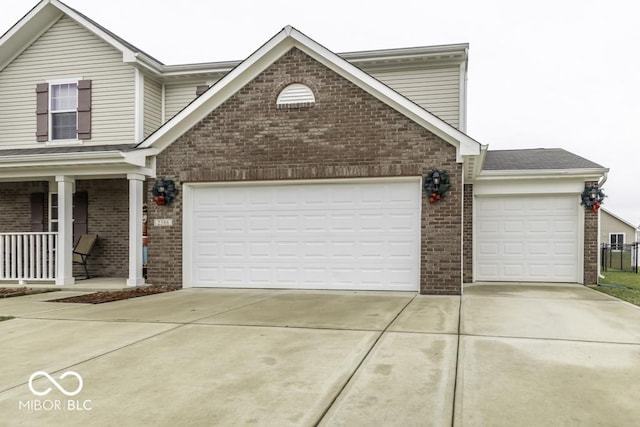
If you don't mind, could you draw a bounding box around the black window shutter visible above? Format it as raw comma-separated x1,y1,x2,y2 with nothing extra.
30,193,46,232
77,80,92,140
73,191,89,246
35,83,48,142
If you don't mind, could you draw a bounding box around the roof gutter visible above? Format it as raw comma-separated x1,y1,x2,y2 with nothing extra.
475,167,610,181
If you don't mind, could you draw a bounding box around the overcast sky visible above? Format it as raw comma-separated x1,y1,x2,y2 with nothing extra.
2,0,639,226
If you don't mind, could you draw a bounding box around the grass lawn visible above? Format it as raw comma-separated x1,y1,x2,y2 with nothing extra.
595,271,640,306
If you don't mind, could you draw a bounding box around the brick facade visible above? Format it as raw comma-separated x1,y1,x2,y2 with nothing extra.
149,47,464,294
75,179,129,278
0,182,48,232
583,180,599,285
463,184,473,283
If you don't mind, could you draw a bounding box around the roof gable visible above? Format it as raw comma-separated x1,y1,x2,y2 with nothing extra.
138,26,480,162
601,209,640,231
0,0,163,73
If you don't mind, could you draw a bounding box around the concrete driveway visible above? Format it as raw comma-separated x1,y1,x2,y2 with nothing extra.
0,284,639,426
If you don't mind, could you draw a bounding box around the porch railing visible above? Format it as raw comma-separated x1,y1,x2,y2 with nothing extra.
0,232,58,282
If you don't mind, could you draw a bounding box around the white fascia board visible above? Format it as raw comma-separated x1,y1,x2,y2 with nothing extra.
141,26,481,162
50,1,163,71
0,149,154,171
123,148,157,167
0,1,164,73
0,1,63,72
0,165,151,181
473,177,588,196
475,167,609,181
160,61,240,78
340,43,469,63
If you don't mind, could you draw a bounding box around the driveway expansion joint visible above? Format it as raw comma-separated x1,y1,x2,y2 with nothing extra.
314,293,418,425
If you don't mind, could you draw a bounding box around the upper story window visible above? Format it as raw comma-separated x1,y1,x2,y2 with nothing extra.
36,80,92,143
276,83,315,109
51,83,78,140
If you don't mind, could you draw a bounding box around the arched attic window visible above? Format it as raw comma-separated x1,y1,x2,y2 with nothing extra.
276,83,315,109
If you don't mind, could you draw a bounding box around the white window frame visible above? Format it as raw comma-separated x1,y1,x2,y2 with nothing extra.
609,232,625,251
49,192,77,234
47,78,82,145
49,192,58,233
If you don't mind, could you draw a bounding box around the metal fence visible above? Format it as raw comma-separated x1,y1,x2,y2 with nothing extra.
601,242,638,273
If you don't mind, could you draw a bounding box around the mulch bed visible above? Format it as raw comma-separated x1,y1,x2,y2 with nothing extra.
47,284,180,304
0,287,59,298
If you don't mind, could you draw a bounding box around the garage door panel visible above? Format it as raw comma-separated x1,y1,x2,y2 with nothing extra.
195,263,420,290
188,180,420,290
476,195,579,282
503,242,524,256
528,242,549,255
529,220,548,232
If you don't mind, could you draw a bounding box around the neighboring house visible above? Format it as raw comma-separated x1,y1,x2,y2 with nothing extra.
600,209,639,248
0,0,608,294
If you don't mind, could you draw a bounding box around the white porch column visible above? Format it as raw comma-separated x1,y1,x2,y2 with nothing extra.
127,173,145,286
56,176,75,285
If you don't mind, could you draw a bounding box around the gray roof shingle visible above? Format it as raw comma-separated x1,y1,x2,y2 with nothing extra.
483,148,605,171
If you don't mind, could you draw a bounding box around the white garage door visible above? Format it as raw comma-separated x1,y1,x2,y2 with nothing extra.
185,179,421,291
475,195,580,282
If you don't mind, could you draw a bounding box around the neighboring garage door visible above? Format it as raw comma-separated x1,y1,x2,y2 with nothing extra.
475,195,580,282
185,179,421,291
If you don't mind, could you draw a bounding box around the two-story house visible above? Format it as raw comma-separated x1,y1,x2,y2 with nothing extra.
0,0,608,293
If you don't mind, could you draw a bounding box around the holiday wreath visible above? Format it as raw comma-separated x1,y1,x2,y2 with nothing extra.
424,169,450,203
580,185,605,213
152,178,178,206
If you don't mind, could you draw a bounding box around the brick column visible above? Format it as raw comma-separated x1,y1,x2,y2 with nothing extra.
583,181,599,285
463,184,473,283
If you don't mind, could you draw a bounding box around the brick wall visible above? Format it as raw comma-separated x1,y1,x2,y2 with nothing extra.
75,179,129,278
0,182,48,232
150,47,463,294
463,184,473,283
583,180,599,285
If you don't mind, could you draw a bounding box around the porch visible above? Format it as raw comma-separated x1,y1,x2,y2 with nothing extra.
0,144,154,288
0,175,147,287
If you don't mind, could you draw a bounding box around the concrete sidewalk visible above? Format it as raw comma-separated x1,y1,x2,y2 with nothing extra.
0,284,639,426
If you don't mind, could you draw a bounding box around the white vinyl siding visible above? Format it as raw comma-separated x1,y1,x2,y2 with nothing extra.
143,77,162,138
0,16,135,148
600,211,637,246
362,64,461,129
164,81,208,120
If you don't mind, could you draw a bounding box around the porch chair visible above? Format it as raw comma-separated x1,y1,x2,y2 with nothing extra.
73,234,99,279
